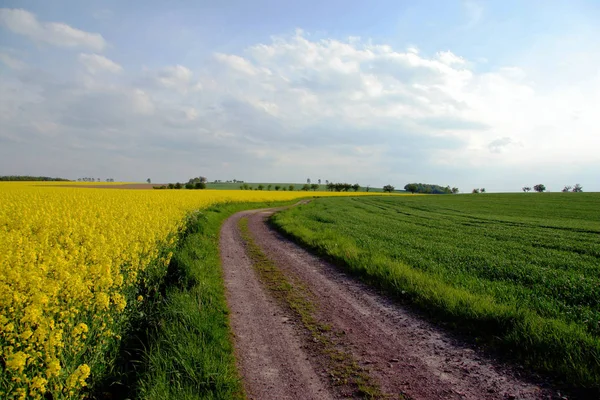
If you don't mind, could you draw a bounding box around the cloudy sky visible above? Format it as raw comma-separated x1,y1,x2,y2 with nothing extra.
1,1,598,191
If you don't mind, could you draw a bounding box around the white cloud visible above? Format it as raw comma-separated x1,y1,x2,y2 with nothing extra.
214,53,259,75
78,53,122,74
436,51,466,66
488,137,521,153
0,8,106,51
155,65,196,93
0,53,27,70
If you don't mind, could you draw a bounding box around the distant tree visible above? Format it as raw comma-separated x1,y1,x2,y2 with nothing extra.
365,185,370,192
257,184,264,190
307,178,311,184
289,185,295,191
174,182,182,189
352,183,360,192
188,176,208,185
239,185,244,190
310,183,319,191
480,188,486,193
472,188,480,194
147,178,151,184
383,184,395,193
195,182,206,189
533,184,546,193
282,187,287,191
267,184,272,191
318,179,321,184
325,180,329,185
275,185,281,191
562,185,572,193
451,187,459,194
522,186,531,192
302,184,310,191
573,184,583,193
327,182,335,191
168,183,175,189
185,182,194,189
404,183,418,194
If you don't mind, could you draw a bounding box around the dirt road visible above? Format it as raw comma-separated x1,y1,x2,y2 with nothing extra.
220,207,554,400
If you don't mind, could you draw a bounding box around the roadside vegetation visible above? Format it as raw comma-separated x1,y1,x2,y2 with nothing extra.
123,201,297,399
271,193,600,391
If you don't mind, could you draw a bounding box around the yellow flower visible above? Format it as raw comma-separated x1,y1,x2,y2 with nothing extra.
112,293,127,312
6,351,28,372
20,330,33,340
95,292,110,310
46,359,61,378
72,323,88,337
66,364,90,389
30,376,48,393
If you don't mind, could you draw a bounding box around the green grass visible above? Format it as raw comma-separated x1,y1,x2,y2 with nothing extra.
93,200,297,400
270,193,600,390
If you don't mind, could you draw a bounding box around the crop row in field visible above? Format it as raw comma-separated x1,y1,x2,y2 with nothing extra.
271,193,600,389
0,182,388,399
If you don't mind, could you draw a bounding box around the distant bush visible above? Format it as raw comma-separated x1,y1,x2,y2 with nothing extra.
289,185,295,191
275,185,281,191
383,185,395,193
404,182,454,194
194,182,206,190
174,182,182,189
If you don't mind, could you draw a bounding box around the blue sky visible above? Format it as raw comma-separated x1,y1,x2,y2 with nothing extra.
1,1,599,191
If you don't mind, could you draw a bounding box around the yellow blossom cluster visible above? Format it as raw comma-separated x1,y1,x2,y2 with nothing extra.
0,182,381,398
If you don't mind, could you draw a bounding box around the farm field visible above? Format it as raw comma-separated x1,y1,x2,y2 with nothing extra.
271,193,600,389
0,182,388,399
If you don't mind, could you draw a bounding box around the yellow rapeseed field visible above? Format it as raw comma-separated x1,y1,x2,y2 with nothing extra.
0,182,383,399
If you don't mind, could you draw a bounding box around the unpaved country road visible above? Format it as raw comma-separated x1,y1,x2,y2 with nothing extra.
220,206,555,400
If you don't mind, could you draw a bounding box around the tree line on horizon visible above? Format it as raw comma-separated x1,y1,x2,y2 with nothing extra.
0,175,71,181
522,184,583,193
